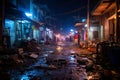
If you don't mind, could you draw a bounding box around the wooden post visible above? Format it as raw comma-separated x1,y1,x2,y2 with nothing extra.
86,0,90,41
116,0,120,42
0,0,5,50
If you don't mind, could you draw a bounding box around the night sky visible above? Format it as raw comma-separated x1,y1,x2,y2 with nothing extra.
37,0,99,34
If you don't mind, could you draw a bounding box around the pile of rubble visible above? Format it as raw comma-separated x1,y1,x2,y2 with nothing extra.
76,52,120,80
0,39,43,79
19,39,41,52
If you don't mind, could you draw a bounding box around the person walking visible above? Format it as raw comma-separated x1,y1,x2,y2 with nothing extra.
74,33,78,45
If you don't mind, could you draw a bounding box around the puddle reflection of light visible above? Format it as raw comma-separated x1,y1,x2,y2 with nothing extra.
70,57,75,60
87,76,93,80
21,75,29,80
69,55,76,61
70,50,75,54
56,46,63,52
43,54,48,57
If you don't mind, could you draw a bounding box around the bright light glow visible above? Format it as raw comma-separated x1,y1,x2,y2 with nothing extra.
5,19,14,28
56,34,66,42
27,37,31,40
21,75,29,80
25,13,32,17
56,34,60,38
56,46,63,53
75,31,78,33
82,19,86,22
90,28,94,31
69,31,74,36
70,56,75,60
18,20,30,23
43,54,48,57
75,23,85,27
70,50,75,53
87,76,93,80
85,24,87,27
46,28,49,31
70,29,74,32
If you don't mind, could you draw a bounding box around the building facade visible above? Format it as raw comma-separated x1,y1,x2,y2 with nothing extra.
91,0,120,42
1,0,53,48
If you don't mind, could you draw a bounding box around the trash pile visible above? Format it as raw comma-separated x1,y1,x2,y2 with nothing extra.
0,40,120,80
0,39,41,69
0,50,42,79
20,39,41,52
0,39,42,80
77,41,119,79
79,40,98,53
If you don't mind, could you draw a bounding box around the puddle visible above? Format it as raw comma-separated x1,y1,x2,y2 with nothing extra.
56,46,63,53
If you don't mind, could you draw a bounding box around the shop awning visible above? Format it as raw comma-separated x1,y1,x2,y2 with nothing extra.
28,19,44,27
92,0,115,16
5,8,44,28
5,1,44,28
5,1,26,20
5,8,27,20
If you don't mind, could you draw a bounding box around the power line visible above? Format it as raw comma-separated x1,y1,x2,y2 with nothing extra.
53,5,87,16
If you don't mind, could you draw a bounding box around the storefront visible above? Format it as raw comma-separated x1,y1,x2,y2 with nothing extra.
5,7,43,47
92,0,120,42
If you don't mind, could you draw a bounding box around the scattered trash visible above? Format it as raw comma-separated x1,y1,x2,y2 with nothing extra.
30,53,38,59
18,48,24,54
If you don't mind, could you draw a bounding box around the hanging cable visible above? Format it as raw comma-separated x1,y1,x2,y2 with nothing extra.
53,5,87,16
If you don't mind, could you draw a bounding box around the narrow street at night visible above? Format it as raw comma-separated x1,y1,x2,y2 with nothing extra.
0,41,100,80
0,0,120,80
0,40,120,80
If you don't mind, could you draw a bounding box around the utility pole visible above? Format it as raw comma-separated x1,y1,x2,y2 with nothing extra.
86,0,90,41
0,0,5,50
116,0,120,42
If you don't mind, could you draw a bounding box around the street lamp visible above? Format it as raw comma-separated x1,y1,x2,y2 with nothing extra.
25,12,32,18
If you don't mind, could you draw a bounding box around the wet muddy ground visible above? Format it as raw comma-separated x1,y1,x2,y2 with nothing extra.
0,42,120,80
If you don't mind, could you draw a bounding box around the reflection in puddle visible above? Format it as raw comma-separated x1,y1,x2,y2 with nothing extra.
70,50,75,54
20,75,29,80
69,55,76,61
43,53,48,57
57,41,65,46
56,46,63,53
70,56,75,61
